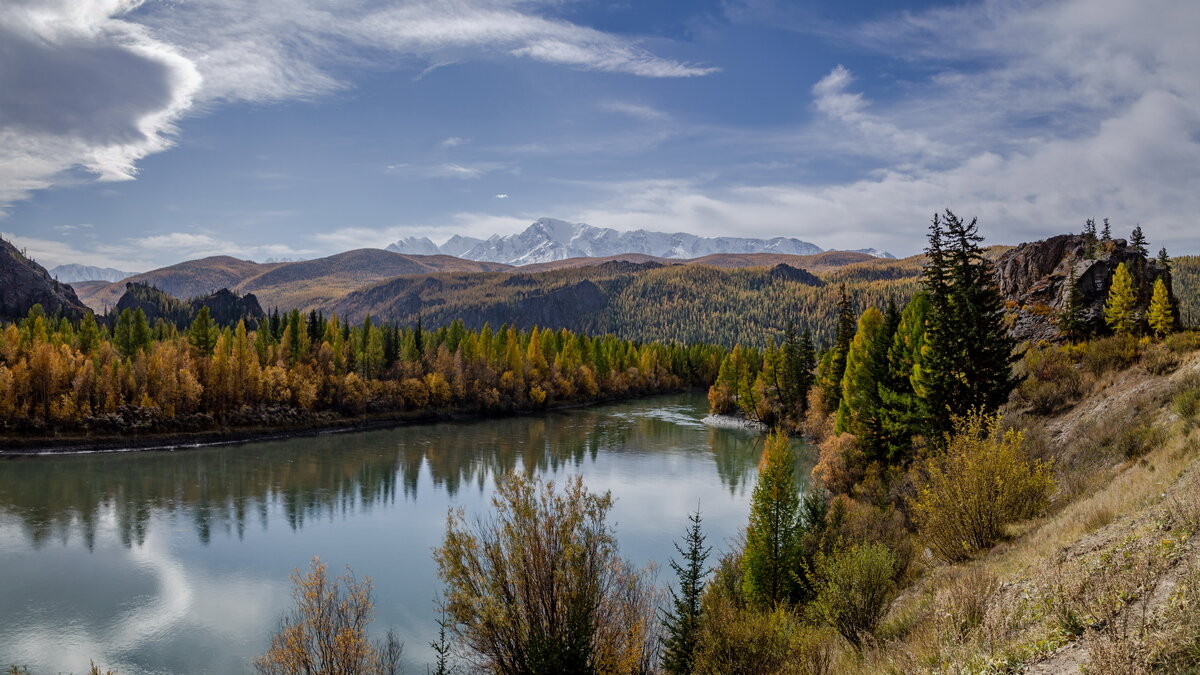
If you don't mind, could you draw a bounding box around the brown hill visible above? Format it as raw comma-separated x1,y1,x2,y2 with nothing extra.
0,236,91,321
74,256,273,311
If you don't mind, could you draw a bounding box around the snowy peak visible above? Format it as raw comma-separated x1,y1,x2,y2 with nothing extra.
49,264,136,283
849,248,895,259
386,236,440,256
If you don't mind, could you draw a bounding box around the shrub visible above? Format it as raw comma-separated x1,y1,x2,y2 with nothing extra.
1164,330,1200,354
1175,386,1200,422
692,592,835,675
909,413,1055,562
434,473,660,674
935,568,999,639
254,557,402,675
1107,422,1166,460
1141,343,1181,375
1079,335,1142,376
811,433,865,496
809,542,898,647
1016,347,1087,414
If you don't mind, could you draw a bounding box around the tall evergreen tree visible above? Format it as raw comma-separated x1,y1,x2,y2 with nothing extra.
187,306,218,355
1129,225,1149,256
836,306,891,460
661,508,711,675
741,431,800,607
1101,217,1112,242
1058,265,1088,341
879,293,931,462
1104,262,1139,335
819,284,857,412
1157,247,1172,273
1147,277,1175,339
920,211,1019,438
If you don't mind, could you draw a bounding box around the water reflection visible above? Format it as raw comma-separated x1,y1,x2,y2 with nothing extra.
0,393,815,674
0,396,785,550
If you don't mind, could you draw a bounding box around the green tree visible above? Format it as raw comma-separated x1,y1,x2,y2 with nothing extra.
188,306,219,356
819,285,856,412
1157,247,1172,273
835,306,888,458
1147,277,1175,339
741,431,800,607
1058,265,1088,341
1101,217,1112,242
661,508,711,675
920,210,1019,438
810,543,897,647
1104,262,1139,335
878,293,931,462
77,312,101,354
1129,225,1149,256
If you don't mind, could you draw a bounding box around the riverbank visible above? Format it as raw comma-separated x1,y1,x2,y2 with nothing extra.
0,388,704,457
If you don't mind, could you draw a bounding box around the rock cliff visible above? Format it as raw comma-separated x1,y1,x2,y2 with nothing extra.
996,234,1177,343
0,236,90,321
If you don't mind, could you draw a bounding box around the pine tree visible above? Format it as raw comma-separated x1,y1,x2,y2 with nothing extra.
1104,262,1139,335
661,508,711,675
1129,225,1148,256
741,430,800,607
920,211,1019,438
820,284,856,412
1058,265,1088,341
1147,277,1175,339
1082,218,1098,258
1101,217,1112,242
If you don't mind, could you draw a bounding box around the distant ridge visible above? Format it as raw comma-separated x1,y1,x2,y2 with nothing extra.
386,217,864,265
49,263,135,283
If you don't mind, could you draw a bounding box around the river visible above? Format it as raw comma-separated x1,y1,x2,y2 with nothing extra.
0,393,811,674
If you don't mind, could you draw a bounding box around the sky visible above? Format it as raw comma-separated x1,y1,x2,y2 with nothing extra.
1,0,1198,272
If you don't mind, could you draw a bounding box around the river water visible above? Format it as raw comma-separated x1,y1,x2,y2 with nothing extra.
0,393,810,673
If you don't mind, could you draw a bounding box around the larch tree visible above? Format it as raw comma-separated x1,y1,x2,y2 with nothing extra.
1104,262,1139,335
1147,277,1175,339
741,430,800,607
835,306,888,458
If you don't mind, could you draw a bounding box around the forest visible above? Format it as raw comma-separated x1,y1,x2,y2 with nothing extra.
0,305,723,437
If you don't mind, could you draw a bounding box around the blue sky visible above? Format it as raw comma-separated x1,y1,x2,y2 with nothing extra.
2,0,1198,271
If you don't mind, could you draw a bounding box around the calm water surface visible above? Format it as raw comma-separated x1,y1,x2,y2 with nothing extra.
0,393,810,674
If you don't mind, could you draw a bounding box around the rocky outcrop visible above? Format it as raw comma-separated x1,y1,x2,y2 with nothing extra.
0,236,90,321
996,234,1176,343
113,282,265,328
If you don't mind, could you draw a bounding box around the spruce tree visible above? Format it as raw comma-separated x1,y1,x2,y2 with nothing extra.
1129,225,1148,256
1147,277,1175,339
188,306,219,356
919,211,1019,438
1104,262,1139,335
114,308,136,357
661,508,711,675
1157,247,1172,273
741,430,800,607
1058,265,1088,341
820,284,856,412
1101,217,1112,242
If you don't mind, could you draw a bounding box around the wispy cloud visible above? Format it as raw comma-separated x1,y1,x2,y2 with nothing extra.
494,193,509,199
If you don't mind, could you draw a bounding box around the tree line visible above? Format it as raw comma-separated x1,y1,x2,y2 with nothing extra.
0,305,724,433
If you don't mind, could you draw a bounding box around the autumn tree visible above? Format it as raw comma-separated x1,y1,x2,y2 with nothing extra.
1147,277,1175,339
435,473,659,674
254,557,402,675
741,431,801,607
1104,262,1139,335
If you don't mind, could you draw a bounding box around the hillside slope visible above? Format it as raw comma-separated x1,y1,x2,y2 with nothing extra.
0,236,91,321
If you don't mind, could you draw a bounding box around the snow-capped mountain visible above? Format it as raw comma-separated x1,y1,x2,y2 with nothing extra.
849,248,895,259
387,218,831,265
50,264,135,283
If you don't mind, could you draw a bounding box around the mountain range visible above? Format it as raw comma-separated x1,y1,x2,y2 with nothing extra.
386,218,894,265
49,264,136,283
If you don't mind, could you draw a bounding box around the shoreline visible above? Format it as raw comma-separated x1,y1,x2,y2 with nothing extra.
0,388,701,458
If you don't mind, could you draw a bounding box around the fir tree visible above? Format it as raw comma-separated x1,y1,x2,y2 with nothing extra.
1147,277,1175,339
1104,262,1139,335
920,210,1019,438
1058,265,1088,341
741,430,800,607
1157,247,1172,273
661,508,711,675
1129,225,1148,256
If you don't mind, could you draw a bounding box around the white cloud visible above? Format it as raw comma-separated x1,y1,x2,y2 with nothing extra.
3,229,316,270
495,193,509,199
387,161,509,179
599,101,671,122
440,136,468,148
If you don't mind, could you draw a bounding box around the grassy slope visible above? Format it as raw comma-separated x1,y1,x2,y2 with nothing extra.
853,344,1200,673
